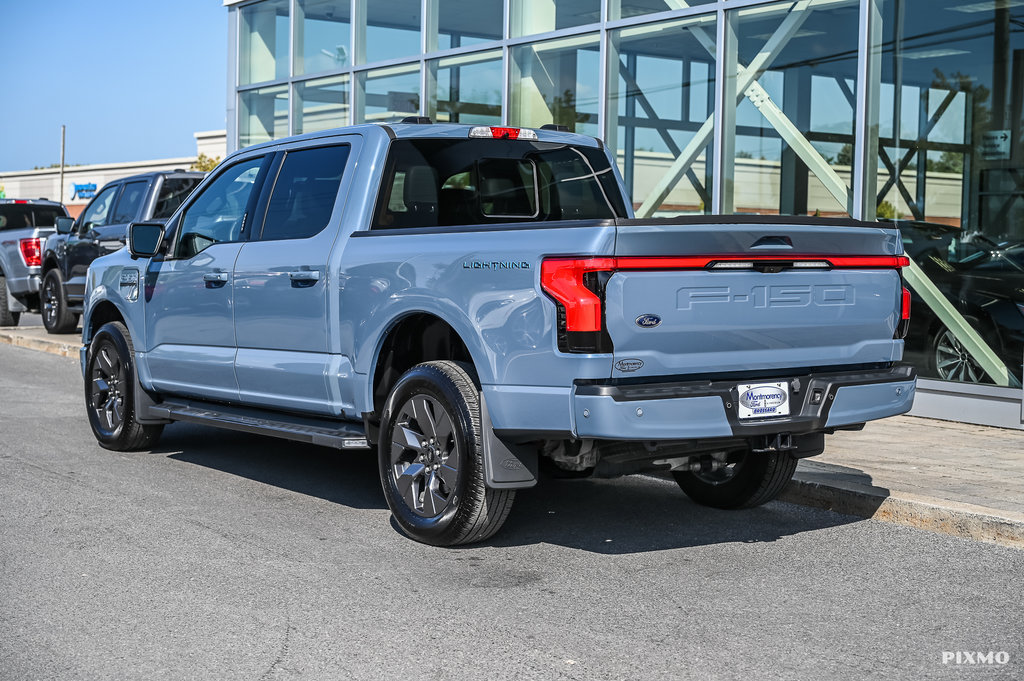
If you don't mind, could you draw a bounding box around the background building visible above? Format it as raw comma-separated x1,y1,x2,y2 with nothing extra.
223,0,1024,429
0,131,225,218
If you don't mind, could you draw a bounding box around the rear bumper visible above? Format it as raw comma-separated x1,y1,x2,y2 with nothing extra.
487,365,916,441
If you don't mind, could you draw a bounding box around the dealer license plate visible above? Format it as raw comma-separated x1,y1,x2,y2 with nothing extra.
736,382,791,419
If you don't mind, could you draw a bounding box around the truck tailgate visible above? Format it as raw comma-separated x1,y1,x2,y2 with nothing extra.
606,219,906,379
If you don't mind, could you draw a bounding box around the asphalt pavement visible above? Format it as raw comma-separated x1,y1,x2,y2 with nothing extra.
1,343,1022,680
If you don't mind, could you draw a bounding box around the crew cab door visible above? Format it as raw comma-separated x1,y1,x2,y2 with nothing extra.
65,183,122,299
144,154,272,402
232,139,357,415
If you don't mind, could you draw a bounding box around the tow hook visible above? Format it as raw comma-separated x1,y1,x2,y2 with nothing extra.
752,432,795,453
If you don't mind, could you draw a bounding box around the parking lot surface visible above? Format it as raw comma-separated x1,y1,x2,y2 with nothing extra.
1,344,1021,680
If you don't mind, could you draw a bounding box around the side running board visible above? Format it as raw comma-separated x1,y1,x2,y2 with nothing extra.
150,399,370,449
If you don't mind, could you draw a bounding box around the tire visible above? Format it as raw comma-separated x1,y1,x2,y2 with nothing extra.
0,275,20,327
378,360,515,546
85,321,164,451
929,325,986,383
41,269,79,334
672,449,798,509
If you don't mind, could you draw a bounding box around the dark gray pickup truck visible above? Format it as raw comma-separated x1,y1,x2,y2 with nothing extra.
40,170,202,333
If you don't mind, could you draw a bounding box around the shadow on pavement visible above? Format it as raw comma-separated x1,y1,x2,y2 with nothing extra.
158,422,387,511
155,422,877,554
488,473,873,554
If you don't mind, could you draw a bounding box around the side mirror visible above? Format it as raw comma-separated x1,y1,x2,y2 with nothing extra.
128,222,165,259
55,216,74,235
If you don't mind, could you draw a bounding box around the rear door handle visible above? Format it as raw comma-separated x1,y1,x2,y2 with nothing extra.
288,270,321,288
203,272,229,288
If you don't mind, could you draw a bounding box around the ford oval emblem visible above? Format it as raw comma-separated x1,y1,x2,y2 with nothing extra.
738,386,788,410
635,313,662,329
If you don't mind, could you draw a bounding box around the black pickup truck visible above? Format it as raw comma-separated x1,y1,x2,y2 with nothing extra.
40,170,203,333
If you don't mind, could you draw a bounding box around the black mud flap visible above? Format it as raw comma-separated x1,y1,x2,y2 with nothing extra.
480,394,538,489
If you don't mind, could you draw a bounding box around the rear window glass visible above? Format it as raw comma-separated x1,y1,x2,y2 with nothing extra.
0,204,66,231
153,177,202,219
372,139,627,230
260,145,350,241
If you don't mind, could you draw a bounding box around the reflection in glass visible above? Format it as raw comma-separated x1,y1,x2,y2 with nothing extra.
363,0,421,64
359,64,420,123
430,51,502,125
240,85,288,147
437,0,503,49
294,0,350,77
608,0,714,21
240,0,289,85
608,15,716,216
295,75,351,133
511,34,599,136
510,0,601,37
877,0,1024,386
723,0,860,217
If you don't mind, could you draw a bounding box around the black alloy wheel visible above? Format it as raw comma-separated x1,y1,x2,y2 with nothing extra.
389,394,460,517
41,269,78,334
85,322,163,451
378,361,515,546
673,448,798,509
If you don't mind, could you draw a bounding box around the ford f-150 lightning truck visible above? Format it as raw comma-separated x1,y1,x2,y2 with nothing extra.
79,121,916,545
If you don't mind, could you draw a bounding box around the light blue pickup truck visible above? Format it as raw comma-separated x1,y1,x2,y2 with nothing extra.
81,122,916,545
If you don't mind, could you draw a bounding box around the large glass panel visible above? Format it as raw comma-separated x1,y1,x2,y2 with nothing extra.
363,0,421,64
510,34,600,136
874,0,1024,387
239,0,290,85
429,50,502,125
239,85,289,147
437,0,503,49
295,75,351,133
294,0,351,76
608,14,716,216
608,0,714,21
722,0,861,217
510,0,601,37
359,64,421,123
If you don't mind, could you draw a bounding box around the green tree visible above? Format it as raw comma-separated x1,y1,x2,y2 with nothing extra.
190,153,221,172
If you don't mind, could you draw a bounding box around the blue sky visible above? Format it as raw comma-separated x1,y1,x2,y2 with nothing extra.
0,0,226,171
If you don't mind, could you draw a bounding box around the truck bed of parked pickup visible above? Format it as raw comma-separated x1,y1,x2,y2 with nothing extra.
80,122,916,545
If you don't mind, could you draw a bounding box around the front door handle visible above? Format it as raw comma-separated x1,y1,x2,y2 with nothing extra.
288,270,320,288
203,271,229,288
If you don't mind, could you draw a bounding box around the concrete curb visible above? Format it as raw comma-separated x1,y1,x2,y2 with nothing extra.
0,328,80,359
3,325,1022,550
781,474,1024,550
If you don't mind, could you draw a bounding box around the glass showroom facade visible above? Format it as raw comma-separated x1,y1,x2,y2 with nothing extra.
227,0,1024,428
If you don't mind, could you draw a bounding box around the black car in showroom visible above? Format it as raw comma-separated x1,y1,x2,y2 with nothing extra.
893,220,1024,384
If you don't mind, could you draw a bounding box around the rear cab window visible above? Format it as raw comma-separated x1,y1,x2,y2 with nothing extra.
0,203,66,230
372,138,627,230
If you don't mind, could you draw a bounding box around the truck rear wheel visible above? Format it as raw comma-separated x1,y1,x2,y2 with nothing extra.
673,449,798,509
378,360,515,546
85,322,164,451
42,269,79,334
0,275,20,326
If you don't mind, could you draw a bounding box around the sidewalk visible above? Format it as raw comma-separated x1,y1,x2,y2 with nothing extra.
3,322,1022,548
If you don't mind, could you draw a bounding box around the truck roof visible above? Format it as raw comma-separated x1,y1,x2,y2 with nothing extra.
0,198,65,207
226,122,603,162
109,170,205,184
